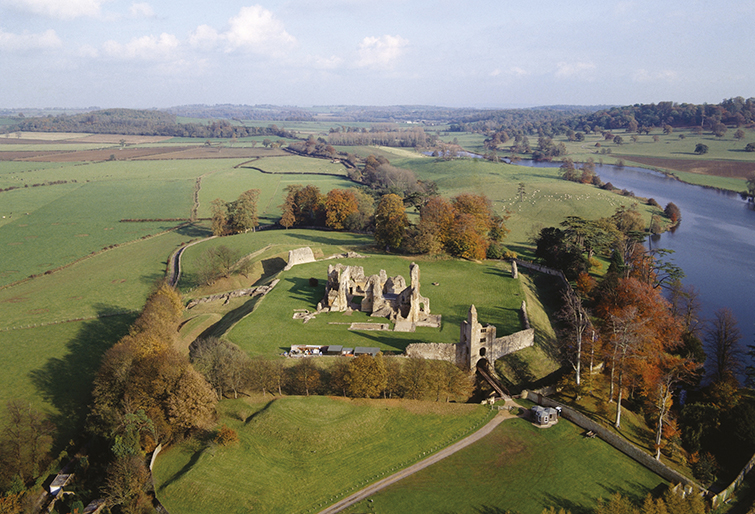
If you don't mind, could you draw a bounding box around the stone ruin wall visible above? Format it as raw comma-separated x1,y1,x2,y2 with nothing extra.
405,342,459,363
491,328,535,358
283,247,316,271
405,299,535,370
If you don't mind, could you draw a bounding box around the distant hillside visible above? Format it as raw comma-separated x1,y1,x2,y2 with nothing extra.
6,108,296,139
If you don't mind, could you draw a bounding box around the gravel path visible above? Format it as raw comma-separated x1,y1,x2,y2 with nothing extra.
318,406,518,514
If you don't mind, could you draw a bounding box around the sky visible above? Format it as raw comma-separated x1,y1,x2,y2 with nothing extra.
1,0,754,109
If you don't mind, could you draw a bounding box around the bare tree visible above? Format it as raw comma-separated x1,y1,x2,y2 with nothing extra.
559,290,591,387
705,308,744,384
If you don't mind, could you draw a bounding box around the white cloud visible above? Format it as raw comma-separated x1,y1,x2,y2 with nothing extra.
632,69,678,83
0,28,61,51
189,24,220,49
129,2,154,18
510,66,528,77
1,0,105,19
313,55,343,70
555,61,596,78
223,5,296,54
102,33,179,60
357,34,408,68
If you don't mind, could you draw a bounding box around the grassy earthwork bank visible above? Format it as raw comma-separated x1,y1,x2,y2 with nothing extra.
342,412,667,514
153,395,494,514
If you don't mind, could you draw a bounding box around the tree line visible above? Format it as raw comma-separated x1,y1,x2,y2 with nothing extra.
189,338,473,402
536,206,755,486
6,109,297,139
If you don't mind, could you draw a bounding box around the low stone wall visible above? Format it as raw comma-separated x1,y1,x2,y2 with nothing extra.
405,342,458,362
513,259,569,289
711,451,755,508
493,328,535,356
522,391,704,492
186,279,279,309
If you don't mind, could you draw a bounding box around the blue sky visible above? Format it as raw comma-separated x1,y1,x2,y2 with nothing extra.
1,0,753,109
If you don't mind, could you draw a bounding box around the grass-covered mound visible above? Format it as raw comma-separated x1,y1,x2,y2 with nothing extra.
153,396,492,514
343,413,667,514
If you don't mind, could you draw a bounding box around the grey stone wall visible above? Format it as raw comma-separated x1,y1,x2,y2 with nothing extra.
284,247,316,270
405,342,458,362
492,328,535,358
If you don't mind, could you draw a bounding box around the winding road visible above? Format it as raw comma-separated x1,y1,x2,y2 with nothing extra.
317,406,517,514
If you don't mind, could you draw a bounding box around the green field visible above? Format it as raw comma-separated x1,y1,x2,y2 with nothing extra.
0,228,198,438
443,128,755,193
343,414,667,514
393,157,662,255
153,396,494,514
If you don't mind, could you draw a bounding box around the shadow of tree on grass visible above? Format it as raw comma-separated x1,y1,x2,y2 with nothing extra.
28,305,136,446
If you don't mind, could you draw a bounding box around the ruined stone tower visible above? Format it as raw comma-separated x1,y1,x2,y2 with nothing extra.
459,305,497,370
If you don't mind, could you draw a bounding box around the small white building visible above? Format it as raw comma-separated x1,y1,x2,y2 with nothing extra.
531,405,559,426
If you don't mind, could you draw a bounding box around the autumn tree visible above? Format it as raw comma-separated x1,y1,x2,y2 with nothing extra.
191,337,251,399
228,189,260,233
374,193,408,251
0,400,55,487
345,354,387,398
401,357,430,400
89,284,216,444
291,359,320,396
210,198,229,236
559,290,591,387
292,185,325,226
664,202,681,224
324,189,359,230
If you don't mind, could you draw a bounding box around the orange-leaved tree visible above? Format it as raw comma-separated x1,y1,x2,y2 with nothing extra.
324,189,359,230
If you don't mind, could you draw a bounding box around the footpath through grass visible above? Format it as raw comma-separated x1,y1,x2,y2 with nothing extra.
344,415,667,514
153,396,493,514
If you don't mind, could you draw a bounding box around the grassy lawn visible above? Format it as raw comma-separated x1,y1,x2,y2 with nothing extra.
153,396,493,514
343,415,667,514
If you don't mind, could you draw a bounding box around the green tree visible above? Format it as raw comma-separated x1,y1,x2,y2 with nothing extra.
613,135,623,145
229,189,260,233
374,193,408,251
734,128,745,140
694,143,708,154
745,143,755,152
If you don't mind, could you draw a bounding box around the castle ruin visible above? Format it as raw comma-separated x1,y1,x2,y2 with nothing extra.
317,262,441,332
406,304,535,371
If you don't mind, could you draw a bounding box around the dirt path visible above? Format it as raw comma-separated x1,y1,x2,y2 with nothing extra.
318,406,517,514
166,236,215,287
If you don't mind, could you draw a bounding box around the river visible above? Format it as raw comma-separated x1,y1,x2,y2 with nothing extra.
517,160,755,355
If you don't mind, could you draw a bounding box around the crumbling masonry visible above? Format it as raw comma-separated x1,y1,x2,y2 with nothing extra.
317,262,441,332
